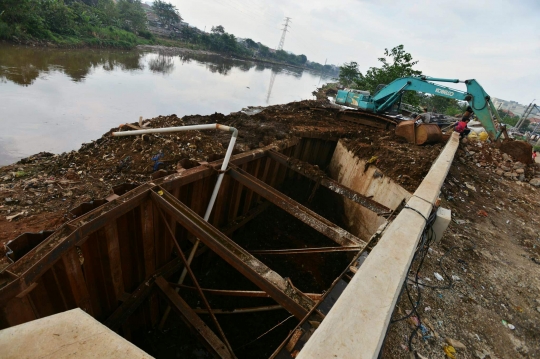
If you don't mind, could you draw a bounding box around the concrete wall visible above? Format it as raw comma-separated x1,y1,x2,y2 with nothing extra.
297,133,460,359
328,141,411,240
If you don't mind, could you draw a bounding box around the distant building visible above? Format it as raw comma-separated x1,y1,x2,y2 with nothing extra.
492,97,539,118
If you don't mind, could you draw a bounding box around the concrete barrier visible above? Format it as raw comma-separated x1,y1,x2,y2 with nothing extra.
329,141,412,240
297,133,460,359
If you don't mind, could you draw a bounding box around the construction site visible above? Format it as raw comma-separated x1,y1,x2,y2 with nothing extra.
0,89,539,359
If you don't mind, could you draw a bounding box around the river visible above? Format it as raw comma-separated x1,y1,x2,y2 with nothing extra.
0,44,332,166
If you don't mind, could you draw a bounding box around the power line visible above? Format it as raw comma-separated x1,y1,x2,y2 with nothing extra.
277,17,292,51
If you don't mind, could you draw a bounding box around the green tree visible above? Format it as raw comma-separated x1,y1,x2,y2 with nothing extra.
338,61,361,86
420,94,461,114
245,38,258,49
354,45,422,105
152,0,181,27
211,25,225,34
116,0,147,33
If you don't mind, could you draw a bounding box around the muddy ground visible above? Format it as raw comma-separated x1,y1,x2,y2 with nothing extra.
1,97,539,358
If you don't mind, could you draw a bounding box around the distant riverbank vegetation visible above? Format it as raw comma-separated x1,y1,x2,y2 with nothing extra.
0,0,154,48
0,0,337,74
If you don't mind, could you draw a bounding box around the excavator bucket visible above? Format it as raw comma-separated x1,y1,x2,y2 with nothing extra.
395,121,443,145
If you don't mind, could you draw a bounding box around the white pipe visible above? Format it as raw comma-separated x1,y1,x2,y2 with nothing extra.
112,124,219,136
113,123,238,330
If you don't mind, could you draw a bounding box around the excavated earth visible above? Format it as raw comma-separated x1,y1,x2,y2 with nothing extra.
1,97,540,358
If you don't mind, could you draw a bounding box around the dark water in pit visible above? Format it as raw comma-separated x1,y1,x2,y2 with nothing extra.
0,44,332,166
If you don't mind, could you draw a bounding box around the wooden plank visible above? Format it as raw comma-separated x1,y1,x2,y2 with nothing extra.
242,158,261,215
155,277,233,359
61,247,93,315
227,174,242,223
0,296,36,328
140,199,156,278
116,213,138,293
28,279,56,318
103,222,124,304
211,175,231,228
80,235,104,319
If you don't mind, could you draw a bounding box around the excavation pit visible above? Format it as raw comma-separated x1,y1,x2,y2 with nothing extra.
0,135,416,359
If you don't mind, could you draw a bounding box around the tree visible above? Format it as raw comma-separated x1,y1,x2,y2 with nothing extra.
245,38,258,49
420,94,461,114
116,0,147,33
338,61,361,86
152,0,181,27
211,25,225,34
354,45,422,105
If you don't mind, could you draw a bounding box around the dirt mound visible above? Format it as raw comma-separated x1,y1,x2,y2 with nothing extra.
499,140,533,164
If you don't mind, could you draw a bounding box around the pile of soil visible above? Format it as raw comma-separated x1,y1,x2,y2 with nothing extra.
0,100,360,250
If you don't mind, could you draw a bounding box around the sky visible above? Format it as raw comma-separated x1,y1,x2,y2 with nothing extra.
158,0,539,105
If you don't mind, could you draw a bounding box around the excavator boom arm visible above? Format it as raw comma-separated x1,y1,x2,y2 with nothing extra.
371,76,499,139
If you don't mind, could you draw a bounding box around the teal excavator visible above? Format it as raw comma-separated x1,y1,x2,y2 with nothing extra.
335,76,504,140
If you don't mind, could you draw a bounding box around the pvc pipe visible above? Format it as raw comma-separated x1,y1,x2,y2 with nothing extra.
160,125,237,328
113,123,238,329
112,124,219,136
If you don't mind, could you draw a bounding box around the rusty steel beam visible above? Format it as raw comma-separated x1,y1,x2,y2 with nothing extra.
150,189,314,320
227,166,366,248
155,277,233,359
104,257,183,330
221,201,272,236
248,246,364,255
156,206,235,357
169,283,322,301
157,137,301,192
194,305,283,315
267,150,391,216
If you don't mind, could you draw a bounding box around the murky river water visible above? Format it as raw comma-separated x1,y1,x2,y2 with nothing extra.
0,44,331,166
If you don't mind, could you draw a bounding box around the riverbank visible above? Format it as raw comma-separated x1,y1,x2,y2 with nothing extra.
137,44,312,71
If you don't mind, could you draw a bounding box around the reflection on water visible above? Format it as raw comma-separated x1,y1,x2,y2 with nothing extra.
0,44,330,165
0,46,144,85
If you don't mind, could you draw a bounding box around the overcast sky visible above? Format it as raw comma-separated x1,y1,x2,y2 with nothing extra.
165,0,539,104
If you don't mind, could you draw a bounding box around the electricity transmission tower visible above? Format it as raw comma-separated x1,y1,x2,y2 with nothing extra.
277,17,292,51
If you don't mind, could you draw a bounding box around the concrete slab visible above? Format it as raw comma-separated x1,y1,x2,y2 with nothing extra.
297,133,460,359
0,308,153,359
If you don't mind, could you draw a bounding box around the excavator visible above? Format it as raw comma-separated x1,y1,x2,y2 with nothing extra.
334,75,533,162
335,76,532,163
335,75,505,143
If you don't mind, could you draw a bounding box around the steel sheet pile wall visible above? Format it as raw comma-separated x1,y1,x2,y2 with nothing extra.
0,138,333,326
0,135,390,357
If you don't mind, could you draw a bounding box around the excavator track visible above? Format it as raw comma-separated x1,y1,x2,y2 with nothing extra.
310,106,399,131
336,109,398,130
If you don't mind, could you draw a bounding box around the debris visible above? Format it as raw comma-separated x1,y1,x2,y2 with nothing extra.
465,182,477,192
477,210,488,217
443,345,456,359
508,324,515,330
445,337,467,350
434,272,444,281
6,211,25,222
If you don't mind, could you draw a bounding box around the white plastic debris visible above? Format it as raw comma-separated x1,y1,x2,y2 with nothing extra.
434,272,444,281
